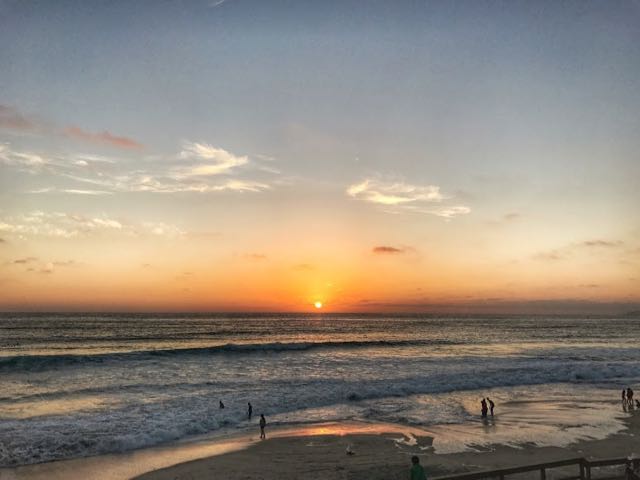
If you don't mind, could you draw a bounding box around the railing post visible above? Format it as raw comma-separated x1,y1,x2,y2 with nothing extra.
580,460,585,480
540,468,546,480
499,474,505,480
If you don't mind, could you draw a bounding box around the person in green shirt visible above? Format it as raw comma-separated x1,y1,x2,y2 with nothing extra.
410,456,427,480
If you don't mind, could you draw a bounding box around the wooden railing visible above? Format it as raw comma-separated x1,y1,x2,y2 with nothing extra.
433,457,640,480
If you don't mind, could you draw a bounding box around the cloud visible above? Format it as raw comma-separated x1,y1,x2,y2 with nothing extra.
347,178,444,205
372,246,405,254
0,105,34,130
28,187,113,195
355,298,640,315
580,240,623,248
533,250,565,261
39,263,54,274
423,205,472,219
1,142,273,195
10,257,38,264
0,143,49,170
0,211,184,239
292,263,315,271
533,239,625,262
175,142,248,177
53,260,76,267
347,177,470,219
0,105,141,150
63,127,143,150
242,253,267,261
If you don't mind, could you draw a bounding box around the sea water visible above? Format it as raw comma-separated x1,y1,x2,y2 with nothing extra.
1,314,639,466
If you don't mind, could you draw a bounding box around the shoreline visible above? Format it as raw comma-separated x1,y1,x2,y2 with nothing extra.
136,409,640,480
2,401,638,480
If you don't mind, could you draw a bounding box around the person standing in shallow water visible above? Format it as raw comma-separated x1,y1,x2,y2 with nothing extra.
487,397,495,416
247,402,253,419
410,456,427,480
623,389,627,403
628,388,634,406
480,398,488,418
219,400,224,409
259,414,267,439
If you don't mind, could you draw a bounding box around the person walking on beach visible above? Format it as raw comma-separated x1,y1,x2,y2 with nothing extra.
247,402,253,419
481,398,488,418
623,389,627,403
410,456,427,480
628,387,634,406
259,414,267,439
219,400,225,409
487,397,495,416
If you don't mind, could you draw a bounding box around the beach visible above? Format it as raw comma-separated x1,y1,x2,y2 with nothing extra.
2,398,639,480
137,407,640,480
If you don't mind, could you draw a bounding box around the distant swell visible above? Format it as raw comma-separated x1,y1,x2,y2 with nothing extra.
0,339,456,372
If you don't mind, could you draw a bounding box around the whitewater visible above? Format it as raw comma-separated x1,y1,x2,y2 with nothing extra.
1,314,639,467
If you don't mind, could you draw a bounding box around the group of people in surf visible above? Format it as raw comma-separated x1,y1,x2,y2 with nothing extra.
622,387,639,408
480,397,495,417
218,400,267,439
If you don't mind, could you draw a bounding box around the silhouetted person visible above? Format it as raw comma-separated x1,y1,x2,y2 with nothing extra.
628,387,634,406
623,389,627,402
247,402,253,419
487,397,495,416
481,398,488,418
219,400,225,409
259,414,266,439
410,456,427,480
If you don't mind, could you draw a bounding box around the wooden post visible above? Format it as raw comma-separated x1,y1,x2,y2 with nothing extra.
580,461,585,480
540,468,546,480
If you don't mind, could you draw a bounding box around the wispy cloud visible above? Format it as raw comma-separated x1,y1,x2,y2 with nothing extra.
175,141,247,176
533,239,625,262
0,105,35,130
0,105,142,150
242,253,267,261
1,142,274,195
8,257,77,275
0,211,184,239
580,240,623,248
28,187,113,195
0,143,49,170
347,177,470,219
9,257,38,265
372,246,406,254
292,263,315,271
64,126,142,150
347,178,444,205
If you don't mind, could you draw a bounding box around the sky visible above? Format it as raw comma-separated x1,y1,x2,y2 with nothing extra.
0,0,639,313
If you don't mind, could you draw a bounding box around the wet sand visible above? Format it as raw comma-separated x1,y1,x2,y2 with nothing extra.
2,401,639,480
135,409,640,480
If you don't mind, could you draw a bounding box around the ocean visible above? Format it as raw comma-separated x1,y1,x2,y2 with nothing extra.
1,314,639,467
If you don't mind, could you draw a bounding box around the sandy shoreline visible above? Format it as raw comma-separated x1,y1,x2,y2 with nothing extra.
136,409,640,480
2,402,639,480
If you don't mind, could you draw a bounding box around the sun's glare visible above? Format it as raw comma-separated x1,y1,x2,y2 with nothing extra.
314,301,323,309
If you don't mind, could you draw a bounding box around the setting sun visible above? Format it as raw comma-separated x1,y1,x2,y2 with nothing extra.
314,301,323,309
